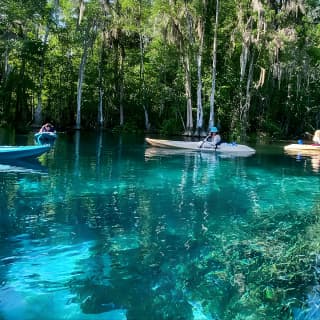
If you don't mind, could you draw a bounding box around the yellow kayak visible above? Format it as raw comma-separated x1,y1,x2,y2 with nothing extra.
284,143,320,154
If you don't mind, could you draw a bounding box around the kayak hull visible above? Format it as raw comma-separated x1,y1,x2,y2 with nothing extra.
284,144,320,154
145,138,255,154
0,145,51,160
34,132,57,145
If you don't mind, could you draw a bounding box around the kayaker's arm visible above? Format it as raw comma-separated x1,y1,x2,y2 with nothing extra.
199,134,210,148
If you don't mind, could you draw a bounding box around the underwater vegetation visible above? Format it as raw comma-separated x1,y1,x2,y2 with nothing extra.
2,135,320,319
169,204,320,319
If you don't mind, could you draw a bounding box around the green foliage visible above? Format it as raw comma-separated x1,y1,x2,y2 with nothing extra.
260,119,283,138
0,0,320,138
159,118,183,136
307,47,320,62
112,121,144,134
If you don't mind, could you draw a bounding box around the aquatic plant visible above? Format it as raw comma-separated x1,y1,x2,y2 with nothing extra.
181,205,320,319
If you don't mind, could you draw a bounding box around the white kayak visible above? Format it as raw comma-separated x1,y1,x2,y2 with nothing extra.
145,138,255,155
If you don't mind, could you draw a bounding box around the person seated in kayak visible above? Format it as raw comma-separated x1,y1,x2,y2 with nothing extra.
312,130,320,145
202,126,222,148
39,123,56,133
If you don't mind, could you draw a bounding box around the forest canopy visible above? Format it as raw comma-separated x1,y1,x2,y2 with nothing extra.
0,0,320,140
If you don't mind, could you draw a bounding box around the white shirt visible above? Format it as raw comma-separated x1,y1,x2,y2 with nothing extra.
313,130,320,144
212,134,221,145
313,137,320,144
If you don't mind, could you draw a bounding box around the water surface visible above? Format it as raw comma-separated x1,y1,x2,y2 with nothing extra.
0,131,319,320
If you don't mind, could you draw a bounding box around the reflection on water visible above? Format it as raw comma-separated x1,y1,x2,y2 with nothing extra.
311,155,320,172
285,150,320,173
144,146,255,160
0,158,47,174
1,133,320,319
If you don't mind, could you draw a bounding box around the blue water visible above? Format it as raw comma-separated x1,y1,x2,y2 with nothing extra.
1,131,320,320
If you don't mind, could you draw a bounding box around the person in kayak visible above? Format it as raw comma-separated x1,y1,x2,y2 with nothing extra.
200,126,221,148
312,130,320,145
209,126,221,146
39,123,56,133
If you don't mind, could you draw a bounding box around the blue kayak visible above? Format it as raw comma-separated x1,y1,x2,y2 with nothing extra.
0,144,51,160
34,132,57,145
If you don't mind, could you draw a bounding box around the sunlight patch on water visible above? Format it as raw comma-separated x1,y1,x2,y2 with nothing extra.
5,240,95,292
0,237,124,319
0,288,127,320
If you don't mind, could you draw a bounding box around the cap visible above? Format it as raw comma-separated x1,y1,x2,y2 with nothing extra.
210,126,218,133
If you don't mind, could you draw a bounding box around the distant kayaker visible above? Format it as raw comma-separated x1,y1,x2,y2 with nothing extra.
312,130,320,145
200,126,221,149
39,123,56,133
208,126,221,147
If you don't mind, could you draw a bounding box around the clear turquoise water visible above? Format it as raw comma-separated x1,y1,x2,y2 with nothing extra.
0,131,320,320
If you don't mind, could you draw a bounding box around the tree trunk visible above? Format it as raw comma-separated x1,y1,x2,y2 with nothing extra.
240,50,254,139
195,19,205,136
97,43,105,128
119,44,125,127
184,54,193,135
78,0,85,26
34,26,49,126
98,87,104,128
16,58,27,124
231,8,252,137
76,43,88,130
209,0,219,130
140,32,150,131
4,44,9,80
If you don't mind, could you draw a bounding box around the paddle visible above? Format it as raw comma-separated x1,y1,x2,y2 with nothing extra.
199,134,210,148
